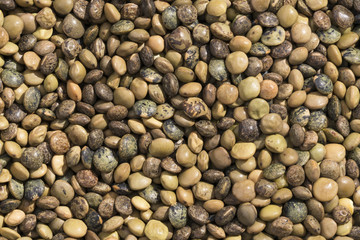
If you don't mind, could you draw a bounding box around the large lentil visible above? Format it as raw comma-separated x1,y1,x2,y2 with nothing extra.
0,0,359,239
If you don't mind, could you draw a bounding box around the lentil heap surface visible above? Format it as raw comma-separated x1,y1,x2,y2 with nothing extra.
0,0,360,239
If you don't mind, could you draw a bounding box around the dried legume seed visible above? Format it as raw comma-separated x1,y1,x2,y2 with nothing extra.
0,1,359,239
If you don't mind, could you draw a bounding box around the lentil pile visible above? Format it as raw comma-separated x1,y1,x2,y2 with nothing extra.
0,0,360,239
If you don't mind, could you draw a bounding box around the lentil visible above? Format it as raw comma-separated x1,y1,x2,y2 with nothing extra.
0,1,358,239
